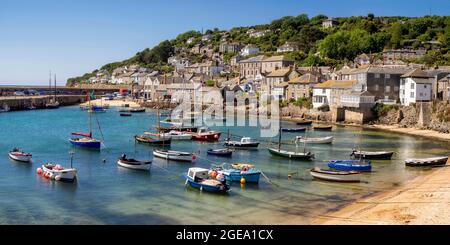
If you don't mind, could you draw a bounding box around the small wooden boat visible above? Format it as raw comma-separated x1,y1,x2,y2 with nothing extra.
153,150,196,162
405,156,449,167
296,136,334,144
159,130,192,140
8,148,32,162
135,135,172,145
224,137,259,149
296,120,313,126
215,164,261,183
313,125,333,131
351,150,394,160
268,148,315,160
328,160,372,172
130,107,146,113
207,149,233,157
281,127,306,133
185,168,230,193
38,163,77,182
117,154,151,171
120,113,132,117
192,127,221,142
310,167,361,183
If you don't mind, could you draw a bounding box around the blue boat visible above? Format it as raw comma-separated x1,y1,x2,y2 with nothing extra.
328,160,372,172
69,133,101,150
185,168,230,193
281,127,306,133
207,148,233,157
219,168,261,183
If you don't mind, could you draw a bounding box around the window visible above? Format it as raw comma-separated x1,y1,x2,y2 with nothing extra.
385,86,391,93
411,83,415,89
386,74,391,79
374,84,379,91
410,92,415,98
424,85,427,88
419,93,423,97
375,73,380,78
322,89,326,94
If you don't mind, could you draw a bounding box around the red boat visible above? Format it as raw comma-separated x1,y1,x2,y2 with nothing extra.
191,127,221,142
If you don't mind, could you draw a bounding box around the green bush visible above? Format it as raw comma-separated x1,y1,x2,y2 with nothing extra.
372,103,398,117
293,97,312,109
205,80,216,87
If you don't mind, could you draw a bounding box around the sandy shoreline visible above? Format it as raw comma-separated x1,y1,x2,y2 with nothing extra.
81,98,141,108
283,116,450,225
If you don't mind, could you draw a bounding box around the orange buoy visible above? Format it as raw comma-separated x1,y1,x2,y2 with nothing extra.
211,171,218,179
240,177,246,185
36,168,43,175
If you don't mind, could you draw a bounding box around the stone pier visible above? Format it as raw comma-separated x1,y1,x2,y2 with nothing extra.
0,95,87,111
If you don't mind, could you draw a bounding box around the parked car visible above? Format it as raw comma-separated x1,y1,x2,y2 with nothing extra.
13,91,26,96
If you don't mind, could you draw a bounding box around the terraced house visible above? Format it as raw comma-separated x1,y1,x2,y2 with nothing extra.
287,73,320,100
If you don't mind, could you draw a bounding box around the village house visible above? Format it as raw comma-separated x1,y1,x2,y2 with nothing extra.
277,42,299,53
241,44,260,56
322,17,338,28
312,80,357,109
185,61,224,77
437,74,450,101
186,37,196,45
400,68,434,106
287,73,320,100
352,66,412,103
238,55,265,79
354,53,373,66
219,42,243,53
261,56,295,73
202,34,213,42
263,66,299,96
247,29,271,38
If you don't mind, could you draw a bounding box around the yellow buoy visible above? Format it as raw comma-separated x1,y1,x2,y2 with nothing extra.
240,177,246,185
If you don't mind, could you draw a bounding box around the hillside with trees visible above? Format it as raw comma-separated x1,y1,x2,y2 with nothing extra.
67,13,450,86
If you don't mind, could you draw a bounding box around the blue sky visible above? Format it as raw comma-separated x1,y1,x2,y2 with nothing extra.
0,0,449,85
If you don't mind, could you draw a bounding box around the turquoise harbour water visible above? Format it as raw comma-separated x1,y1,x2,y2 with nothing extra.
0,106,449,224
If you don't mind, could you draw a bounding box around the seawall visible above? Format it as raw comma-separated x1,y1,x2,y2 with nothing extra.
0,95,87,111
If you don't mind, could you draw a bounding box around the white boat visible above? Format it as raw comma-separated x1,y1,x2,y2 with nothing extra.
163,130,192,140
117,154,151,171
8,148,32,162
310,167,360,183
224,137,260,148
296,136,334,144
153,150,196,162
144,132,172,141
39,163,77,182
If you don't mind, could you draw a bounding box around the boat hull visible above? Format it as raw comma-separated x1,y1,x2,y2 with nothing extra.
42,165,77,182
310,169,360,183
268,148,314,160
186,178,229,193
313,126,333,131
328,160,372,172
153,150,194,162
282,128,306,133
69,138,101,149
117,160,151,171
207,149,233,157
405,156,448,167
220,170,261,183
135,135,172,145
192,132,221,142
351,151,394,160
296,136,334,144
224,142,260,149
296,120,313,126
8,152,32,162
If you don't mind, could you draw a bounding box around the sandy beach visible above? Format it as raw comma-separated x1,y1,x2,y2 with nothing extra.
313,159,450,225
81,98,141,108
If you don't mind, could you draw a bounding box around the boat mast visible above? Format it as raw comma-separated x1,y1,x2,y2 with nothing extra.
89,91,92,138
48,70,52,98
278,126,282,151
70,151,74,169
54,74,57,102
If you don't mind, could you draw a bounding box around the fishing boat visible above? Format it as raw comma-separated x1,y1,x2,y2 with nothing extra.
231,163,255,170
281,127,306,133
215,165,261,183
157,126,199,133
207,148,233,157
268,127,315,160
296,136,334,144
135,135,172,145
117,154,151,171
156,130,192,140
88,105,107,113
224,137,260,149
37,152,77,182
405,156,449,167
328,160,372,172
185,168,230,193
159,118,184,127
313,125,333,131
8,148,32,162
153,150,196,162
351,150,394,160
296,120,313,126
310,167,361,183
130,107,146,113
191,127,221,142
120,113,132,117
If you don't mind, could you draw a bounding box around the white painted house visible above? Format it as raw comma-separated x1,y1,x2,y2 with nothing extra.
241,44,260,56
400,68,434,106
312,80,357,109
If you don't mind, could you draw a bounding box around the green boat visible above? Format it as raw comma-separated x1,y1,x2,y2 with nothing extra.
268,148,315,160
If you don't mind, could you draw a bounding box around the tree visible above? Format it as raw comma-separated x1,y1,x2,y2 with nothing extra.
318,29,371,60
389,22,404,49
